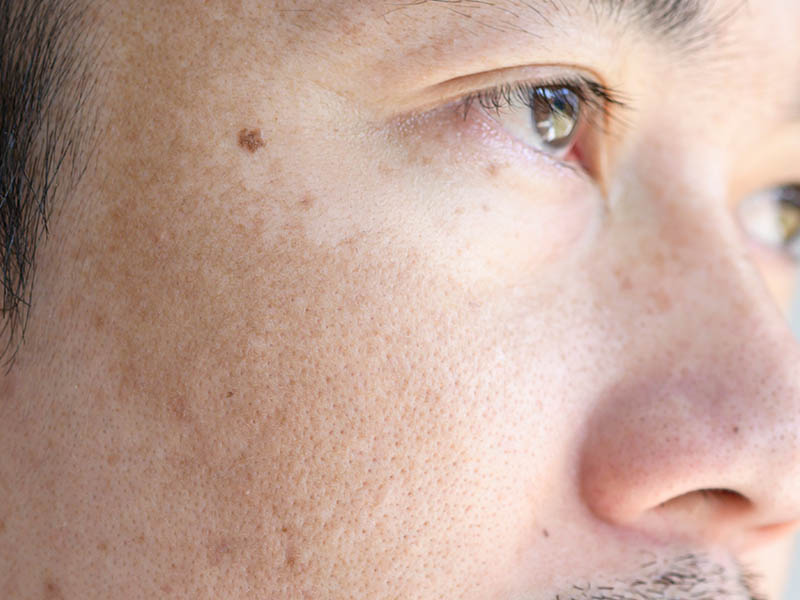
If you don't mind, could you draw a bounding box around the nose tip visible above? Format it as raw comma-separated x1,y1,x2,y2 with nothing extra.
578,309,800,550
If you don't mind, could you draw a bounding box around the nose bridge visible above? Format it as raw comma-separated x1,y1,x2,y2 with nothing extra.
581,186,800,533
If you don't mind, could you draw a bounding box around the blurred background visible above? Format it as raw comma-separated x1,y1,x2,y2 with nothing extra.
785,286,800,600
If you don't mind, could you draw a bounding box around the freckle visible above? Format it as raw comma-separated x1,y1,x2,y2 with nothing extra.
161,584,173,594
44,580,63,599
171,397,191,422
0,520,5,535
481,204,490,212
226,391,234,398
614,268,633,292
733,426,739,434
107,454,120,467
648,288,673,313
97,541,108,552
285,544,298,569
209,539,234,567
91,312,105,332
298,194,316,211
454,207,465,216
238,128,265,153
378,162,395,175
542,528,549,538
486,162,499,177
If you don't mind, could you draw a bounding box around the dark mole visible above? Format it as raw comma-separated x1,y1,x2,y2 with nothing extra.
542,528,550,538
0,519,5,535
733,426,739,434
226,391,234,398
238,128,265,153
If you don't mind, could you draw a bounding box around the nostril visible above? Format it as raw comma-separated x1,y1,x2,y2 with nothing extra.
658,488,752,515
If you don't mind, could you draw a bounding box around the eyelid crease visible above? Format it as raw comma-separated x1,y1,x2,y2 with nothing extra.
385,63,627,120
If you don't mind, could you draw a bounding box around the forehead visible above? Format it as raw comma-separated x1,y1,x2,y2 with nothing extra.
163,0,799,107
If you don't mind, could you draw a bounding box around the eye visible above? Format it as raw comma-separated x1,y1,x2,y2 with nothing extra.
487,85,582,159
738,184,800,261
465,76,620,166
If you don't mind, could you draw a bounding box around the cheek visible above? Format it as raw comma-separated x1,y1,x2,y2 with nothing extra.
78,187,591,596
51,99,606,597
366,110,603,289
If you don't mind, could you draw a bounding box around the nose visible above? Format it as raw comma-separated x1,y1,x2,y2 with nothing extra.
578,197,800,553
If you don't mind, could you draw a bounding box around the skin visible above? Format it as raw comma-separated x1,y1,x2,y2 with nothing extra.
1,0,800,598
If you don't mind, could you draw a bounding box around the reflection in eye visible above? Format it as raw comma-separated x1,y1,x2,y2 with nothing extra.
465,77,621,163
529,87,581,152
738,185,800,261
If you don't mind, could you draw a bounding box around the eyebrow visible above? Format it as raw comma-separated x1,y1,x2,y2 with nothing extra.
390,0,739,51
588,0,735,48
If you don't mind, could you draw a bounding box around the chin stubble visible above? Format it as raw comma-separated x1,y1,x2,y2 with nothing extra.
547,552,766,600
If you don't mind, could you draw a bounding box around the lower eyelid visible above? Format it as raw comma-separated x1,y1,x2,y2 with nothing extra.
458,100,592,181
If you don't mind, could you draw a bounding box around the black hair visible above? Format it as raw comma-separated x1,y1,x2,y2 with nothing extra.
0,0,98,366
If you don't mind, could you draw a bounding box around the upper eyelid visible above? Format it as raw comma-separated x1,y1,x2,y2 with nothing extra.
388,64,626,120
451,74,633,142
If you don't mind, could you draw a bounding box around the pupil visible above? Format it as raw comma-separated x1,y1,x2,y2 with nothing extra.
531,87,580,148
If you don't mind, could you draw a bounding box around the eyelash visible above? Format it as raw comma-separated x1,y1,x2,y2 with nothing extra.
456,75,628,168
464,75,624,122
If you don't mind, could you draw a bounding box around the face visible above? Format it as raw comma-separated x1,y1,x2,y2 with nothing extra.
3,0,800,598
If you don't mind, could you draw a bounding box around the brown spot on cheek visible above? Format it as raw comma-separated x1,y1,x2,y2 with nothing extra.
238,128,265,153
648,288,673,314
298,194,316,211
208,538,235,567
170,396,192,423
44,580,64,599
285,544,298,570
542,528,549,538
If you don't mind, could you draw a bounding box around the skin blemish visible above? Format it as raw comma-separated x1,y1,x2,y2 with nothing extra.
299,194,316,211
733,426,739,434
209,538,234,567
648,288,673,314
238,128,265,153
285,543,298,570
542,528,550,538
44,579,64,599
170,396,192,423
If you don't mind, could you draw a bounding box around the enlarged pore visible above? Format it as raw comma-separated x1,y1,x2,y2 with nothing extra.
0,0,99,365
